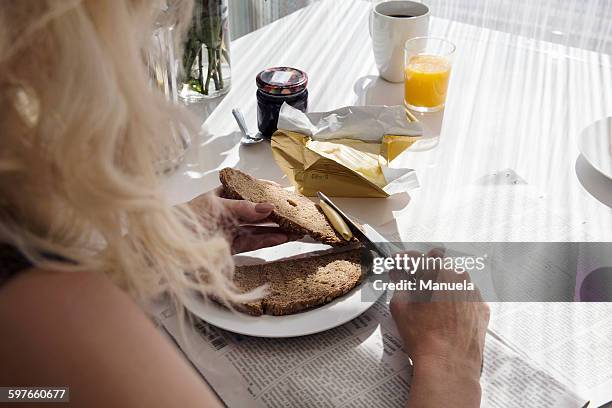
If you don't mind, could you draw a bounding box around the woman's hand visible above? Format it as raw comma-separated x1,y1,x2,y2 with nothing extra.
389,249,490,408
188,183,303,254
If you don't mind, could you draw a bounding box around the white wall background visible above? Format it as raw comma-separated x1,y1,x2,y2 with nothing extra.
425,0,612,55
229,0,612,55
229,0,318,40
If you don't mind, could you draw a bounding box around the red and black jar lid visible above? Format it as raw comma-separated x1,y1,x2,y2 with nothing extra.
256,67,308,96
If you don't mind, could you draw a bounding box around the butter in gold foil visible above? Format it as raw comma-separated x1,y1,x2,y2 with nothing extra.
271,104,422,197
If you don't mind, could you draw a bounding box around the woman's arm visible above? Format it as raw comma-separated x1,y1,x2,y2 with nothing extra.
390,250,490,408
406,355,482,407
0,269,222,408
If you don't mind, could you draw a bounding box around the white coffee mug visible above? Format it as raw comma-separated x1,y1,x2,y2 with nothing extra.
371,1,429,83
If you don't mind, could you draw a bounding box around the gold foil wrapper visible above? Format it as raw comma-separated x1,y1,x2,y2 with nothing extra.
271,130,419,197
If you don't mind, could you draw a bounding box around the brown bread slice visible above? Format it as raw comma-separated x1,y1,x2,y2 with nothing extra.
219,167,347,245
231,249,364,316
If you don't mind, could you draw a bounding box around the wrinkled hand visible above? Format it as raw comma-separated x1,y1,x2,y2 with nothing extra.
389,249,489,407
188,182,303,254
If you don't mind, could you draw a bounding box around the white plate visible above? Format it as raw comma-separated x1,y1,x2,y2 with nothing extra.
578,117,612,180
182,279,383,338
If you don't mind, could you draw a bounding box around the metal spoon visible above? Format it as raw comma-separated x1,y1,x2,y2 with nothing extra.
232,108,264,145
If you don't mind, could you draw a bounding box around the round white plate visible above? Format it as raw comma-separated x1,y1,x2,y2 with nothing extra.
182,280,383,338
578,117,612,180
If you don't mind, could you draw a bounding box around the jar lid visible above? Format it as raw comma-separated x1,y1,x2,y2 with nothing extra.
256,67,308,95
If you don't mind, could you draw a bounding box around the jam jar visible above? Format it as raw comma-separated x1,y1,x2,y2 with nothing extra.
256,67,308,138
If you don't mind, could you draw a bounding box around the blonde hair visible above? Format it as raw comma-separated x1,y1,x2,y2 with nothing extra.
0,0,257,307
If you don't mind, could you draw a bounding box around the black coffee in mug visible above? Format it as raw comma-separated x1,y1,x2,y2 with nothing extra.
388,14,415,18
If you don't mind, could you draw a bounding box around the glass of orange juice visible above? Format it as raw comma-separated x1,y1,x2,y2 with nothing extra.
404,37,455,112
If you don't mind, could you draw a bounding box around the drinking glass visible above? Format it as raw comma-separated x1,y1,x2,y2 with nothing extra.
404,37,455,112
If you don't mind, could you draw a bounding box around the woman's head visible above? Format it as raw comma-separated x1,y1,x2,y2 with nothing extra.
0,0,255,306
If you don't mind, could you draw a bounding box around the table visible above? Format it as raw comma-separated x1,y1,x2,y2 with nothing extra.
160,1,612,404
163,0,612,243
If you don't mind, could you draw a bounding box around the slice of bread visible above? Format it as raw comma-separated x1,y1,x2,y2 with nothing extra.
231,249,364,316
219,167,348,245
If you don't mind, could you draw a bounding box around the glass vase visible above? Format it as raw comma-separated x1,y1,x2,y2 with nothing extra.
148,25,191,173
180,0,231,101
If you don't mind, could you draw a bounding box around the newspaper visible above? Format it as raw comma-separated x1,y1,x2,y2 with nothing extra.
158,298,586,408
489,302,612,407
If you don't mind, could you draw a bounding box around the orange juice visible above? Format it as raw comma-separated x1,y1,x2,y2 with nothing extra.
404,54,451,109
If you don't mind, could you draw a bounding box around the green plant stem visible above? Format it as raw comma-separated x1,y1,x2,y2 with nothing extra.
216,48,224,89
204,46,213,94
182,0,228,96
198,47,205,94
210,47,220,91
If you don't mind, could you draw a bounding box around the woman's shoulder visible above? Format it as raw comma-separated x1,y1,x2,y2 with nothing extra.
0,268,139,382
0,267,223,407
0,266,121,308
